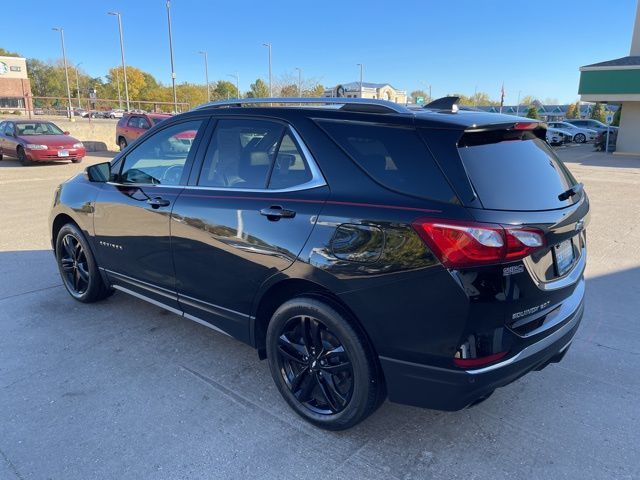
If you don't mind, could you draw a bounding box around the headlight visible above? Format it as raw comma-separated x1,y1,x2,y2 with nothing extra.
26,144,47,150
72,142,84,149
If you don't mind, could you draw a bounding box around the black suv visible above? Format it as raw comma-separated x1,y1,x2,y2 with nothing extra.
50,97,588,430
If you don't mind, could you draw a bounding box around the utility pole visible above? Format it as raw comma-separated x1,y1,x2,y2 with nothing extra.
357,63,363,97
198,51,210,102
108,12,130,111
75,63,82,108
166,0,178,112
262,43,272,97
295,67,302,97
52,28,73,119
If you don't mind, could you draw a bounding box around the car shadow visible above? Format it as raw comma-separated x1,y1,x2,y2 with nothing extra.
557,145,640,169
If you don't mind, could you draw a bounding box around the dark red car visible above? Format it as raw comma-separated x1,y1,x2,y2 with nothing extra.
0,120,86,166
116,113,172,151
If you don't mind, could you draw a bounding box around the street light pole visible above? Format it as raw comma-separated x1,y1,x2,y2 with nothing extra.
108,11,130,112
52,27,73,119
262,43,272,97
75,62,82,109
357,63,363,97
295,67,302,97
227,73,240,99
198,51,210,102
166,0,178,112
516,90,521,115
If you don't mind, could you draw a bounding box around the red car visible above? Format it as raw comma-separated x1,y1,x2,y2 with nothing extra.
116,113,172,151
0,120,86,166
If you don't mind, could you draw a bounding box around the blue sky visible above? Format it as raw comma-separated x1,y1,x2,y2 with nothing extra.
1,0,637,103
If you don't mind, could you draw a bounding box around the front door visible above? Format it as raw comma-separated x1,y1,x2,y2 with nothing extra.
170,118,328,342
93,118,207,308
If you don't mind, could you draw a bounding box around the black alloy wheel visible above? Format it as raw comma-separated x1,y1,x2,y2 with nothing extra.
55,223,112,303
266,298,383,430
277,315,354,414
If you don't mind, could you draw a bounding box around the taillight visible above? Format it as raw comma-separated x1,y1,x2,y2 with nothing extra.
412,218,545,268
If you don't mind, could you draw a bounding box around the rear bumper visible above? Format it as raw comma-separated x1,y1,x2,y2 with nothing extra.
380,297,584,411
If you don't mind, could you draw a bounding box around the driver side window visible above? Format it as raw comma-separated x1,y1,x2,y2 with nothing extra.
119,120,203,185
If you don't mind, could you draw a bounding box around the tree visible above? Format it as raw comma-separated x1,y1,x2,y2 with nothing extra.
612,106,621,126
0,47,21,57
246,79,269,98
279,84,298,97
106,66,147,100
566,102,581,119
211,80,238,100
306,83,325,97
526,105,539,119
520,95,536,106
591,102,606,123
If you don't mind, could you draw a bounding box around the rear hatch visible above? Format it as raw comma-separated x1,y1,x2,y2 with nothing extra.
421,121,589,338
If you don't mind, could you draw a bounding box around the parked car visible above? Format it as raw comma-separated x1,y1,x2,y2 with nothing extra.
546,127,573,145
33,108,45,115
106,109,125,119
50,98,588,430
564,118,618,134
547,121,597,143
0,120,85,165
115,112,172,150
73,108,90,118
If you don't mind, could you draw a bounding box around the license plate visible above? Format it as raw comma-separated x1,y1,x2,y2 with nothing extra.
57,150,69,157
554,239,574,276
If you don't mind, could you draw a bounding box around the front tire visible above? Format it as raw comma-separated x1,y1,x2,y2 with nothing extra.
17,146,31,166
71,157,82,164
266,297,383,430
55,223,112,303
574,133,586,143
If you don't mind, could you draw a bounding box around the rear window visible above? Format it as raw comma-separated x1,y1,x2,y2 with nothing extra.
317,120,458,203
458,130,578,211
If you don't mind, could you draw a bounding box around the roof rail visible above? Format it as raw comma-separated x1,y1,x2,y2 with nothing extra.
194,97,412,114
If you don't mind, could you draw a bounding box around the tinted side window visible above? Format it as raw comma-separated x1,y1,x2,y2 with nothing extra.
268,133,312,189
127,116,140,128
198,119,284,189
317,120,458,203
119,120,203,185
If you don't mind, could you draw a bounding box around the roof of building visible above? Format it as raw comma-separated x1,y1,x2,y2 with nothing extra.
582,56,640,68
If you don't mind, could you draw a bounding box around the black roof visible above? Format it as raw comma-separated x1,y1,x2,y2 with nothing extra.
582,56,640,68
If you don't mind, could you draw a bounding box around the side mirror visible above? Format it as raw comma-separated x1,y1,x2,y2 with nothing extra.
85,162,112,183
63,131,70,135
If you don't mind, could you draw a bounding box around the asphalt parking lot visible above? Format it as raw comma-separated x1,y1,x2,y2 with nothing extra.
1,145,639,480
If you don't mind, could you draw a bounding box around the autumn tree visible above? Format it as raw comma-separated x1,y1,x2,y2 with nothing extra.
279,84,298,97
526,105,539,119
0,47,21,57
590,102,606,123
211,80,239,100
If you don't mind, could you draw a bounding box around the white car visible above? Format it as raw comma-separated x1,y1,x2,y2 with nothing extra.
546,127,573,146
106,109,125,119
548,121,597,143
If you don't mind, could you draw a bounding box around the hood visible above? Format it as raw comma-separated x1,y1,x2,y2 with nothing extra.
17,134,81,146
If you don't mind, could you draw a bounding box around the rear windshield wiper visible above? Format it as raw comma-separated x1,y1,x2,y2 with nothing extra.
558,182,583,201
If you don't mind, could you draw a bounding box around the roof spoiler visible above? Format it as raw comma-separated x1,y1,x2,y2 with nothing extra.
424,96,460,113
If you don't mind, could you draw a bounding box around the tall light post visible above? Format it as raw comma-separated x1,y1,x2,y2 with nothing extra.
357,63,363,98
516,90,522,115
52,27,73,119
295,67,302,97
75,62,82,108
108,11,130,111
166,0,178,112
262,43,272,97
198,51,210,102
227,73,240,99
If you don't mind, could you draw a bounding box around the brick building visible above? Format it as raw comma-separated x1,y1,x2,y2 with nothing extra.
0,56,33,112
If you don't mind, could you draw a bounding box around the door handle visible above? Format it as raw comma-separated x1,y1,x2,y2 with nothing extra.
260,205,296,220
147,196,171,208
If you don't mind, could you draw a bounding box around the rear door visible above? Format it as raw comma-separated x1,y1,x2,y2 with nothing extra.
170,117,328,341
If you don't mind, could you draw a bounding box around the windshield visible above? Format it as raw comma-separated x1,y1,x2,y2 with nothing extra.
16,122,64,136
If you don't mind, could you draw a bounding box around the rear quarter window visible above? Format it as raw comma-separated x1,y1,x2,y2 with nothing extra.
316,120,458,204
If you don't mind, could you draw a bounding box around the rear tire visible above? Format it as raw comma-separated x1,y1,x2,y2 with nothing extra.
55,223,112,303
266,297,383,430
118,137,127,151
17,146,31,166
